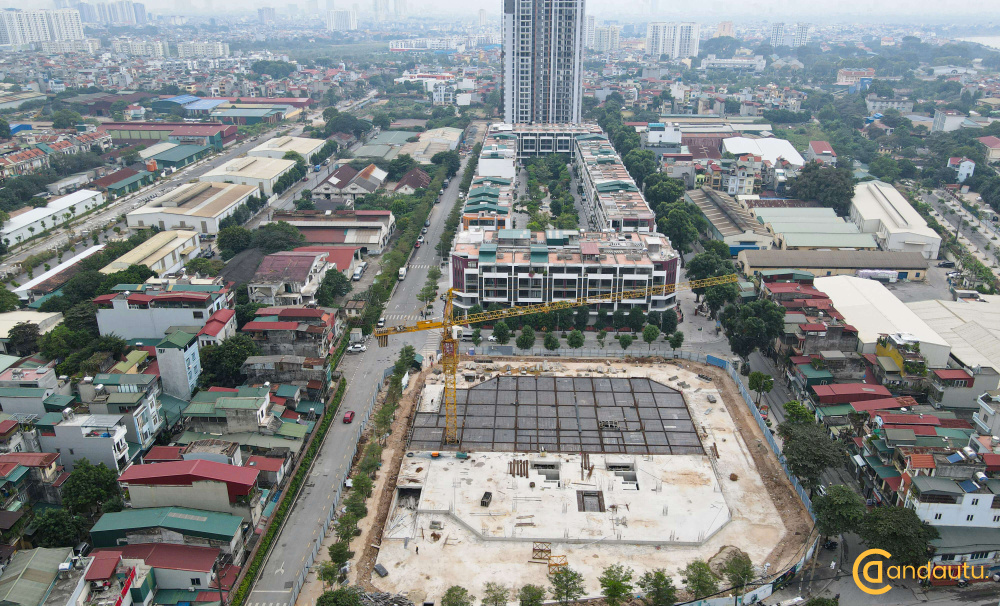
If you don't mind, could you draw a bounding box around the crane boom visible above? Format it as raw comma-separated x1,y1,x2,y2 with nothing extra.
373,273,738,444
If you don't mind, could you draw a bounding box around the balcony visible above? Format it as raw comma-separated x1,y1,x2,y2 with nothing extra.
973,412,992,435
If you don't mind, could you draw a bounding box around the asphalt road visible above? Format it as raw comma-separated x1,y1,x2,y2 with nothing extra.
242,149,476,606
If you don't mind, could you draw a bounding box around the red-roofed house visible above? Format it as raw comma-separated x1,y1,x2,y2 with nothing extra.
143,446,185,463
245,455,289,487
197,308,237,348
92,543,220,590
805,141,837,166
242,306,336,358
946,156,975,183
977,135,1000,162
293,246,361,276
393,167,431,195
812,383,891,405
118,459,262,523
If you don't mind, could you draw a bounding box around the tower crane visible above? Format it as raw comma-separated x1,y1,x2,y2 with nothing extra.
373,273,738,444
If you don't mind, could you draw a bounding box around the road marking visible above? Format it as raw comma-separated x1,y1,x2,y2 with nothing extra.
274,561,285,575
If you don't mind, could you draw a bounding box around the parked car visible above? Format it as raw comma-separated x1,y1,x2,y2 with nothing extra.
422,227,428,234
415,241,421,248
377,317,386,328
343,411,355,423
347,343,366,353
417,235,425,243
937,261,956,268
487,335,497,342
425,220,431,227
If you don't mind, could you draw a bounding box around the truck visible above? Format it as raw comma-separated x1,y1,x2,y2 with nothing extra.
398,267,407,280
314,165,322,172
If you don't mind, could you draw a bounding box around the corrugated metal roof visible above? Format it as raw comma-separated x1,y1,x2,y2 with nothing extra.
741,249,929,270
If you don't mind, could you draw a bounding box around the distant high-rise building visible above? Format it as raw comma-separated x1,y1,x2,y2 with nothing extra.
74,2,98,23
307,0,319,14
325,0,334,10
258,6,276,22
793,22,809,47
0,9,84,45
769,22,784,48
503,0,584,125
478,8,486,28
176,40,229,57
646,22,699,59
327,9,357,30
393,0,406,18
714,21,733,38
593,25,619,52
648,0,659,14
584,14,595,50
133,2,147,24
371,0,388,21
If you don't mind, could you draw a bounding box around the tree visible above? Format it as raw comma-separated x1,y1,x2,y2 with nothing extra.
680,560,718,600
63,302,98,334
218,226,253,257
481,583,509,606
62,459,120,517
372,112,391,130
516,326,535,351
431,151,462,178
317,588,362,606
642,324,660,349
637,569,676,606
661,309,678,334
598,564,634,606
790,162,856,216
597,329,608,348
685,252,734,301
0,117,10,139
0,285,18,312
417,282,437,307
812,485,867,538
719,300,785,362
6,322,39,356
32,508,85,547
335,514,359,542
801,599,838,606
441,586,475,606
627,306,646,331
566,329,584,349
858,506,939,567
471,328,482,347
623,149,657,187
516,585,545,606
317,270,352,305
253,222,305,254
51,109,83,129
747,371,774,405
198,334,261,387
777,421,844,491
544,332,560,351
548,567,585,606
701,239,731,259
493,321,511,345
658,208,699,265
703,283,738,318
185,257,226,277
619,334,633,350
352,473,373,498
783,400,815,424
668,331,684,350
722,552,755,592
387,154,418,181
317,561,339,590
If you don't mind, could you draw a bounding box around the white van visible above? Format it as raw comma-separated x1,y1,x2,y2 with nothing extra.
398,267,407,280
352,268,363,281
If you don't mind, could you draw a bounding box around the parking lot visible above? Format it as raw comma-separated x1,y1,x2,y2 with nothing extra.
883,263,959,303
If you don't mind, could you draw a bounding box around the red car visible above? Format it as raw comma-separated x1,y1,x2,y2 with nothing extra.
343,411,355,423
415,241,421,248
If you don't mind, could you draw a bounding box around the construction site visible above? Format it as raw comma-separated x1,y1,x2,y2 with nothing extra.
348,357,813,604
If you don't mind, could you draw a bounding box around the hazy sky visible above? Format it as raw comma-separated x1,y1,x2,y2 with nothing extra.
39,0,1000,21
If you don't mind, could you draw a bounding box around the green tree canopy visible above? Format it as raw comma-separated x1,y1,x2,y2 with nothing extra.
790,162,856,216
598,564,634,606
253,221,305,253
217,226,253,257
812,484,867,538
62,459,121,517
777,421,845,491
32,508,86,547
441,586,475,606
0,285,19,313
198,334,261,387
316,269,352,306
858,506,939,567
548,567,585,606
637,569,676,606
516,326,536,351
680,560,719,600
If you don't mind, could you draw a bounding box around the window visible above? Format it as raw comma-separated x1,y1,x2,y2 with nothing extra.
994,515,1000,522
69,449,74,455
190,578,202,586
934,513,942,520
972,498,979,506
193,311,204,319
967,514,974,521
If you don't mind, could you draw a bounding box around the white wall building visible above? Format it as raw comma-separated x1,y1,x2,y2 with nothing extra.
769,22,784,48
176,41,229,58
849,181,941,259
95,289,229,341
645,22,700,59
201,156,296,197
326,9,357,31
503,0,584,124
904,474,1000,529
100,230,201,275
127,183,257,235
1,189,103,246
792,23,809,47
156,331,201,400
0,9,84,46
248,136,325,162
37,413,132,473
584,14,595,49
593,25,620,52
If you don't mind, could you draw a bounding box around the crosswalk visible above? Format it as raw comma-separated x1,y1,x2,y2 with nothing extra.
405,263,437,269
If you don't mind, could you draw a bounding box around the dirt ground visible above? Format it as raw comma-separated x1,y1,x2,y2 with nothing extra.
295,357,814,604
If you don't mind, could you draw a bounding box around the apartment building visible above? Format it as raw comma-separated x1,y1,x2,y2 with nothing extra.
0,9,84,46
37,412,133,473
176,41,230,58
865,94,914,114
326,9,357,31
156,331,201,400
112,38,168,57
646,22,700,59
84,374,163,452
502,0,584,124
94,288,229,341
450,229,679,314
574,133,657,233
593,26,620,53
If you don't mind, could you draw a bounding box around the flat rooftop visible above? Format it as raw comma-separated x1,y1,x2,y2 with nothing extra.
410,376,700,454
202,156,295,180
130,182,256,219
391,451,729,544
